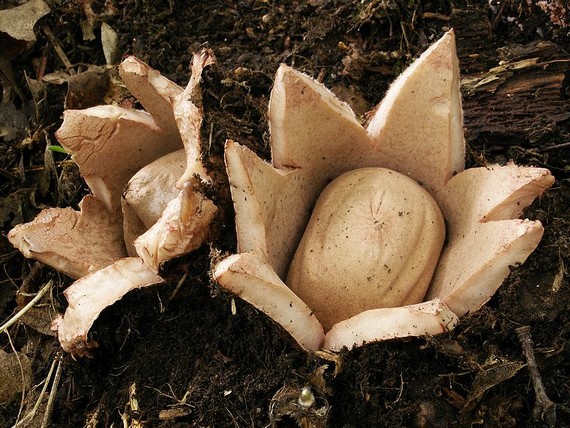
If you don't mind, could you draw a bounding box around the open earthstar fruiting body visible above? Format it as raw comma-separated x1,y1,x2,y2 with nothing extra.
8,51,217,356
214,30,555,351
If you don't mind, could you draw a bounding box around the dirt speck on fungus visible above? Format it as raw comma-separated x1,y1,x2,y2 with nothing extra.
1,1,569,427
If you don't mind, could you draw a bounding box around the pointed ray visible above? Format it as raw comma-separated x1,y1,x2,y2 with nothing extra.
427,219,544,317
53,257,164,357
134,179,217,272
119,56,183,142
174,49,215,187
428,163,553,316
214,250,325,351
324,299,458,351
225,140,310,277
7,196,125,279
367,30,464,192
269,64,370,170
436,165,554,233
56,106,181,212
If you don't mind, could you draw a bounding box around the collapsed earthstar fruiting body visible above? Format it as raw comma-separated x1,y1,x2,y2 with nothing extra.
9,51,217,356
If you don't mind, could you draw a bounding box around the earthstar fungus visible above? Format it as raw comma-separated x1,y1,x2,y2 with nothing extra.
214,30,554,351
8,50,217,355
6,32,553,356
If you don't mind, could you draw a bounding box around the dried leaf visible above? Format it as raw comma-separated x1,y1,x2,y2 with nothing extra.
551,255,565,292
159,407,193,421
24,73,46,113
43,67,111,111
100,22,119,66
19,306,57,336
80,0,96,41
0,189,35,228
0,349,32,404
65,67,110,109
462,360,525,413
0,0,50,57
0,102,29,142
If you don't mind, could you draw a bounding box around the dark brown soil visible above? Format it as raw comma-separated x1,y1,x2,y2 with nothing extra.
1,0,569,427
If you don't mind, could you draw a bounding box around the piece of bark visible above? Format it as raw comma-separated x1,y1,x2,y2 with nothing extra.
461,42,570,143
450,9,569,145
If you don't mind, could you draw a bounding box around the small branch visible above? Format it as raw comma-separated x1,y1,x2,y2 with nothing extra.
537,141,570,153
41,24,74,73
40,353,63,428
491,0,507,31
421,12,450,21
0,281,53,334
0,167,21,181
7,332,26,426
516,326,557,427
14,357,58,427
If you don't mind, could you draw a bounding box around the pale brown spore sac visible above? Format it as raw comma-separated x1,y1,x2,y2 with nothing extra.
287,168,445,330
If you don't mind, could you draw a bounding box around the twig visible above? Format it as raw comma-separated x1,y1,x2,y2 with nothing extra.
516,326,557,427
40,353,63,428
17,262,43,304
14,357,58,427
168,273,187,303
7,332,26,426
421,12,450,21
0,167,20,181
40,24,75,73
491,0,507,31
0,281,53,334
537,141,570,153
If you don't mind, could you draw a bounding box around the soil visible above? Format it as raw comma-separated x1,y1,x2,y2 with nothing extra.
1,0,569,427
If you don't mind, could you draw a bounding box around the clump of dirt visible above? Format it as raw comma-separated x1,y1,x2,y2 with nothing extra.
1,0,569,427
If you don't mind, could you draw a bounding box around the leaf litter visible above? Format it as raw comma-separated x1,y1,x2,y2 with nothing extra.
0,0,569,426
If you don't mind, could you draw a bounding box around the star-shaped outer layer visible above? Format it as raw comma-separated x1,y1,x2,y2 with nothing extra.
9,52,215,277
214,30,554,351
8,51,217,355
